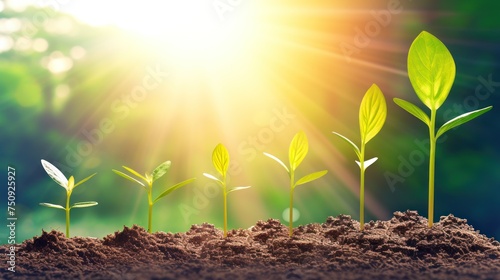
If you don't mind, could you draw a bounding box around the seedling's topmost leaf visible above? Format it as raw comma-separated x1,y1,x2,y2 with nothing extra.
289,131,308,171
408,31,456,110
41,159,68,190
151,161,171,182
213,143,229,177
359,84,387,144
67,176,75,192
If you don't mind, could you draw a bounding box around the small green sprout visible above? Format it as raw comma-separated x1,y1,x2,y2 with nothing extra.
39,159,97,238
264,131,328,237
113,161,196,233
332,84,386,231
394,31,492,227
203,143,251,238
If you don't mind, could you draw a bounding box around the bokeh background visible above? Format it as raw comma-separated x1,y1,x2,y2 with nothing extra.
1,0,499,244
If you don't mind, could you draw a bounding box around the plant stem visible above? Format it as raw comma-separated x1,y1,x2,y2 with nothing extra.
359,143,365,231
223,190,228,238
428,109,437,228
289,171,295,237
65,192,71,237
147,183,153,233
222,176,228,238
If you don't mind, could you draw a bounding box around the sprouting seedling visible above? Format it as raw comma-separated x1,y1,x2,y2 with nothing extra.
39,159,97,238
203,143,251,238
113,161,196,233
264,131,328,237
394,31,492,228
332,84,386,231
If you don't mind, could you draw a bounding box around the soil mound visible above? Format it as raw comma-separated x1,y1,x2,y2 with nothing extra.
2,211,499,279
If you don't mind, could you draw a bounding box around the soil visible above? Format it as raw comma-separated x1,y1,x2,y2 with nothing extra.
1,210,500,279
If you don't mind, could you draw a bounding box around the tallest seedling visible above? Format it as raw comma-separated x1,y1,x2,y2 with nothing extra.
394,31,492,227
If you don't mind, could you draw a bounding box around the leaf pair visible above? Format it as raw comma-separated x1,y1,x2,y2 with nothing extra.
113,161,195,204
264,131,328,189
204,144,251,195
395,31,492,140
39,201,98,210
41,159,97,193
40,159,98,209
332,84,387,171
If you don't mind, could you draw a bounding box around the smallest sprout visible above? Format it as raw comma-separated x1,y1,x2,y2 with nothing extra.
40,159,97,238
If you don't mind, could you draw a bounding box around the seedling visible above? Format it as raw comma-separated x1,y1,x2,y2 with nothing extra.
332,84,387,231
39,159,97,238
203,143,251,238
113,161,196,233
264,131,328,237
394,31,492,227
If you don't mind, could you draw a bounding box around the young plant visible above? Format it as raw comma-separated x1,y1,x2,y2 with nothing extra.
332,84,386,231
394,31,492,227
264,131,328,237
113,161,196,233
203,144,251,238
39,159,97,238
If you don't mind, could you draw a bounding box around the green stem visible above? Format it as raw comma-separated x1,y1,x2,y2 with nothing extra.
222,176,228,238
223,190,228,238
147,183,153,233
359,143,365,231
66,191,71,237
428,109,437,228
289,171,295,237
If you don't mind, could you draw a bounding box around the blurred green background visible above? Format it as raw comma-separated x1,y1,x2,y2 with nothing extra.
1,0,499,244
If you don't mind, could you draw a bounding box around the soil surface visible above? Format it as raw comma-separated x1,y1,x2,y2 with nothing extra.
1,210,500,279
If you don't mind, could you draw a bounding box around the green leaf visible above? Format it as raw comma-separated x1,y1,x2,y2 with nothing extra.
263,152,290,173
227,186,251,194
332,132,361,159
408,31,456,110
436,106,492,139
393,98,430,125
212,144,229,177
113,169,146,187
203,173,223,184
359,84,387,144
153,178,196,204
295,170,328,188
151,161,171,182
39,203,65,210
355,157,378,170
122,166,149,183
41,159,68,190
73,173,97,189
71,201,98,209
289,131,308,171
67,176,75,192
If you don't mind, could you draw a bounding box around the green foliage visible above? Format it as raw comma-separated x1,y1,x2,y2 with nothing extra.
264,131,328,237
39,160,97,237
113,161,195,233
204,144,251,238
332,84,386,230
394,31,493,227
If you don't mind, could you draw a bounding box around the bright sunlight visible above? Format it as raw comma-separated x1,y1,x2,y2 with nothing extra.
66,0,258,64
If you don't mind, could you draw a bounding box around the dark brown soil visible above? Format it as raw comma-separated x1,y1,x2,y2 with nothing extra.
2,211,500,279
